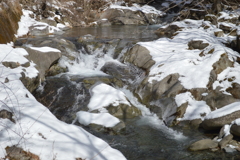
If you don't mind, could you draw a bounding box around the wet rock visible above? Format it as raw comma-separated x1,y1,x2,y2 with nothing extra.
125,44,155,70
188,40,209,50
24,47,61,81
219,134,233,149
45,63,68,77
0,110,15,123
33,77,90,123
88,121,126,135
155,25,182,38
136,74,184,104
20,72,40,93
230,124,240,137
189,139,218,151
101,62,145,87
201,110,240,131
5,145,40,160
107,103,142,120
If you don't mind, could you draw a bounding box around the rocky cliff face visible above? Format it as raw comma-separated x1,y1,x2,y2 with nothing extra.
0,0,22,43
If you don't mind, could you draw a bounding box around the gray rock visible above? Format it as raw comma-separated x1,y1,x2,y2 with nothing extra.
29,25,50,36
155,25,182,38
230,124,240,137
219,134,233,149
189,139,218,151
89,121,126,135
204,14,218,25
188,40,209,50
219,24,232,34
24,47,61,81
0,109,15,123
201,110,240,131
100,8,161,25
125,44,155,70
101,62,145,87
107,103,142,120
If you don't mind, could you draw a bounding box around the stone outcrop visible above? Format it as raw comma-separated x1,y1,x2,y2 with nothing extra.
24,47,61,81
201,111,240,131
0,0,22,43
230,124,240,137
125,44,155,70
100,8,161,25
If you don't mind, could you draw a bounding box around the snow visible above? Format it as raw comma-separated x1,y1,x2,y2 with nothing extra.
17,9,68,38
76,111,120,127
29,46,61,53
233,118,240,125
205,102,240,120
88,83,131,111
0,45,126,160
175,92,211,120
110,3,163,15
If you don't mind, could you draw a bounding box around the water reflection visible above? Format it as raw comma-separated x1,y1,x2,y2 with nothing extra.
63,25,162,41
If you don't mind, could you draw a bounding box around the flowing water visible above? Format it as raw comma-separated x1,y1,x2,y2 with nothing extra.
30,25,240,160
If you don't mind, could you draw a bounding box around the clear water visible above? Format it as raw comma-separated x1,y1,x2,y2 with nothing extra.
62,25,161,41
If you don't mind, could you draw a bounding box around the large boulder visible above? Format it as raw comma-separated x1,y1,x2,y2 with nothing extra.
201,110,240,131
124,44,155,70
0,0,22,43
230,124,240,137
100,7,161,25
24,47,61,81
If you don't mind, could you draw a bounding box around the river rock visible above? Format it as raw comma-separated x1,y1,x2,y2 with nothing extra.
189,139,218,151
88,121,126,135
33,76,90,123
155,25,182,38
219,134,234,149
24,47,61,81
124,44,155,70
230,124,240,137
201,110,240,131
101,62,145,87
106,103,141,120
100,8,161,25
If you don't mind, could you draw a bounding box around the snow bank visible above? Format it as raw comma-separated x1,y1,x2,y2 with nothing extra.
0,44,126,160
77,111,120,127
17,9,67,37
175,92,211,120
88,83,131,111
110,3,163,15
